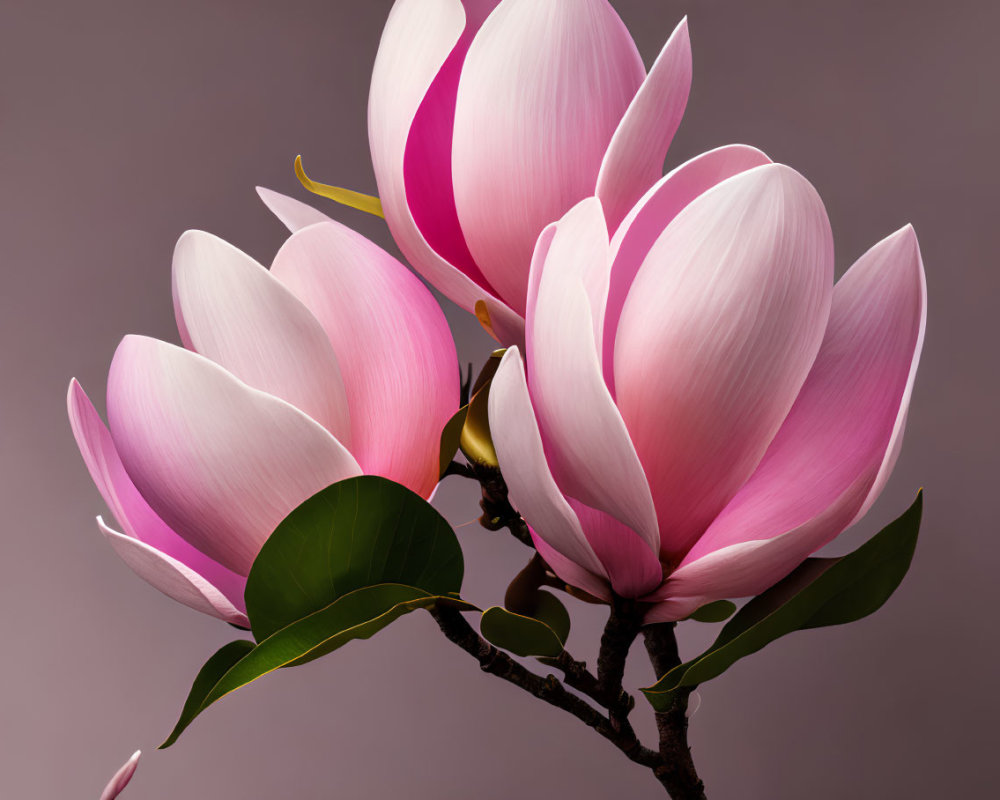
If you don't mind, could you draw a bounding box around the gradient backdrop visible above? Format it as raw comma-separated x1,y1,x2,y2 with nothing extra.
2,0,996,797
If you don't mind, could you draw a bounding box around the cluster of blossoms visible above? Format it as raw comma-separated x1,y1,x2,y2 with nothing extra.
73,2,924,795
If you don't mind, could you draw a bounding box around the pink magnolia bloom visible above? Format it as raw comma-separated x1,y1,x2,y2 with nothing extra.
365,0,692,345
489,160,926,622
69,217,458,626
99,751,140,800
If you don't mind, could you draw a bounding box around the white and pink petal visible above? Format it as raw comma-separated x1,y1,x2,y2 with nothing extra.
106,336,362,577
172,230,352,446
451,0,645,314
68,379,247,612
596,17,692,232
99,519,249,626
602,144,773,391
527,199,660,554
489,348,608,583
270,221,458,499
256,187,331,232
614,164,834,564
662,226,926,606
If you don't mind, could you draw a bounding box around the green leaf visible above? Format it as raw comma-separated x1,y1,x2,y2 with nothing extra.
439,406,469,478
164,476,469,746
457,349,504,470
532,590,571,644
160,640,254,748
470,349,506,397
688,600,737,623
642,491,922,711
481,590,570,658
161,584,467,748
246,475,464,641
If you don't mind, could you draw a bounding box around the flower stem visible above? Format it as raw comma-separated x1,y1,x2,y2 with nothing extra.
429,605,662,771
597,598,644,731
643,622,707,799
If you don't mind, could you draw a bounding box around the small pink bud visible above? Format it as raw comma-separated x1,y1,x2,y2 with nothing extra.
99,750,140,800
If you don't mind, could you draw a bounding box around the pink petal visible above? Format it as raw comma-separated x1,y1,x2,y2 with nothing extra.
531,530,611,602
173,230,352,446
527,198,660,555
568,499,664,598
270,221,457,499
68,379,247,617
100,519,249,626
524,222,557,329
488,348,608,585
662,225,926,604
107,336,362,576
369,0,517,327
478,296,526,350
644,596,702,624
451,0,645,314
256,187,331,232
100,750,140,800
614,164,834,564
602,144,773,393
596,17,692,232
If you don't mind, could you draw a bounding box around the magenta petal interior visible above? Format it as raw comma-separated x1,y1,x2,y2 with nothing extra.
403,0,501,294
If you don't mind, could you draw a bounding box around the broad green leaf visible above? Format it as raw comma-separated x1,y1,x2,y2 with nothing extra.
294,155,384,218
481,590,570,658
688,600,737,623
246,475,464,641
531,590,571,644
642,491,922,711
162,584,459,747
160,640,254,748
165,476,469,746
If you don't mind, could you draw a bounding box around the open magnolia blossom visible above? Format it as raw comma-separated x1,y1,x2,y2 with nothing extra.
365,0,693,345
99,751,140,800
489,161,926,621
68,214,458,626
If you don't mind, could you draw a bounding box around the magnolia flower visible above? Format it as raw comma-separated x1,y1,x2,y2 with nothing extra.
69,215,458,626
489,159,926,621
100,751,140,800
366,0,692,344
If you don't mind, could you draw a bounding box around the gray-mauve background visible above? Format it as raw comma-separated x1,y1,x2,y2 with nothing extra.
1,0,996,797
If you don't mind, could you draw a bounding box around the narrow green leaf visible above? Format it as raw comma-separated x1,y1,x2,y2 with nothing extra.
439,406,469,478
688,600,738,623
160,640,254,748
642,491,922,711
460,379,498,468
246,476,464,641
470,349,506,397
